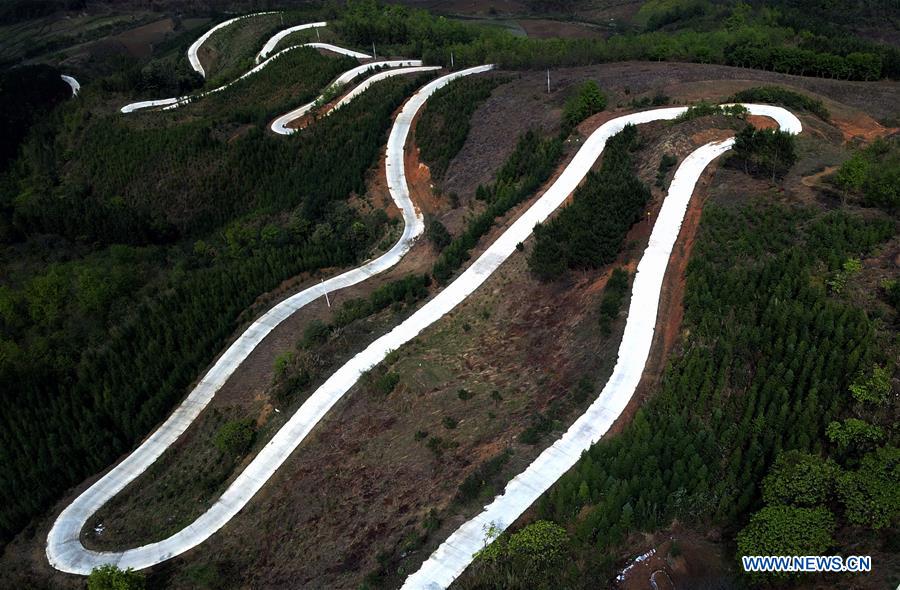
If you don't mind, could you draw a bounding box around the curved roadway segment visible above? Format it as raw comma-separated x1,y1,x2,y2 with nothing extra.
270,62,440,134
60,75,80,96
45,65,494,575
401,104,801,590
188,11,279,78
255,22,329,63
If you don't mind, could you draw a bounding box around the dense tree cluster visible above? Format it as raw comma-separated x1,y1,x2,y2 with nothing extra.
332,1,898,80
528,125,648,281
331,273,431,328
469,203,896,587
730,125,798,180
416,76,502,180
560,80,607,138
833,137,899,212
431,130,563,283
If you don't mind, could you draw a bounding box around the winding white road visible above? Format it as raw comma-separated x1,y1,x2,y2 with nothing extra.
45,65,494,576
60,75,80,96
119,38,408,115
270,61,439,134
401,104,801,589
255,22,329,63
188,11,279,78
49,29,802,586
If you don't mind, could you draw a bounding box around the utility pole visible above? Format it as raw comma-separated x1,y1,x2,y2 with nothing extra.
316,27,320,42
547,69,551,94
321,279,331,308
450,51,454,69
372,41,376,60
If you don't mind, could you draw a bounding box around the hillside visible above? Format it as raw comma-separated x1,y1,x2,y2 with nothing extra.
0,2,897,590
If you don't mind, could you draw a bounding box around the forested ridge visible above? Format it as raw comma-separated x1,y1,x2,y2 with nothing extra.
334,0,899,80
0,46,430,542
464,201,897,588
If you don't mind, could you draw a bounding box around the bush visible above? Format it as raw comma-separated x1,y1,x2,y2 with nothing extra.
374,371,400,396
426,217,451,251
87,565,145,590
598,268,630,335
302,319,330,348
561,81,607,137
655,153,677,188
213,419,256,456
675,101,747,122
456,450,511,503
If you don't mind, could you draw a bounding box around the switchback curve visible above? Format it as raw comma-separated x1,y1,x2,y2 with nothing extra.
188,11,279,78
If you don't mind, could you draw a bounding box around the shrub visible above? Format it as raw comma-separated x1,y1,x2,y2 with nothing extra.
302,319,330,347
213,419,256,456
426,217,451,251
561,80,607,137
88,565,145,590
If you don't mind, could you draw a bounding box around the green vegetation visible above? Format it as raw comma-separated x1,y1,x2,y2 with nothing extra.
0,29,431,543
334,1,899,80
736,505,836,578
730,125,798,180
655,153,677,188
432,130,563,283
470,520,570,590
598,268,630,336
456,450,512,504
426,217,451,251
529,125,648,281
729,85,829,120
848,364,892,405
213,419,256,456
474,201,897,587
87,565,145,590
332,273,431,329
674,101,747,122
833,137,900,212
560,80,606,137
416,76,503,180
